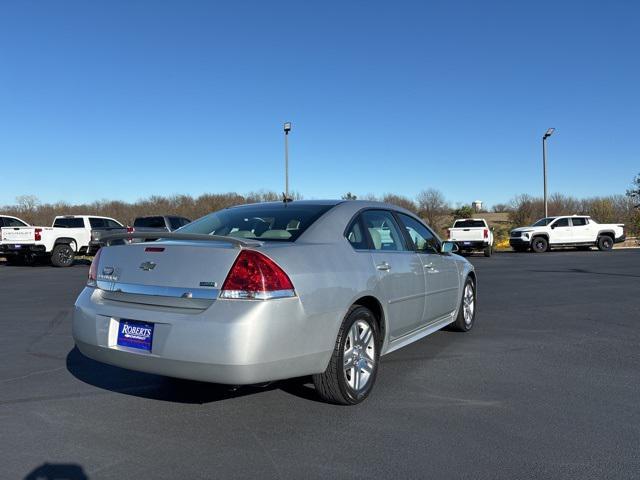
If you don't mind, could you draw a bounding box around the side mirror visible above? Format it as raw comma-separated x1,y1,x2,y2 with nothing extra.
441,241,458,254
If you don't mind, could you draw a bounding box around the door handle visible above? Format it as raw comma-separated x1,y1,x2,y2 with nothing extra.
376,262,391,271
423,262,434,269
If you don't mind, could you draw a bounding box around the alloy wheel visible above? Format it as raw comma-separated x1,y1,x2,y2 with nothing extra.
343,319,376,393
463,283,475,325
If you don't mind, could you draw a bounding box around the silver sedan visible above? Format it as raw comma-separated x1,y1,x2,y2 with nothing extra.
73,200,476,405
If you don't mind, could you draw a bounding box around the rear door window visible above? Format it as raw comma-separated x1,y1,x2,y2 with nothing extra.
553,218,570,227
360,210,407,251
54,218,85,228
397,213,440,254
571,217,587,226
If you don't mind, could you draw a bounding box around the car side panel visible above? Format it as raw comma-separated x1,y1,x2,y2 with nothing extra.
263,241,383,359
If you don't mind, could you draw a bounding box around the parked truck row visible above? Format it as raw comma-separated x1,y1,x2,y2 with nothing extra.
0,214,191,266
1,211,627,267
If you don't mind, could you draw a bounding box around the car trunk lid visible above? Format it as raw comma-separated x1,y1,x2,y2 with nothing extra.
97,241,241,291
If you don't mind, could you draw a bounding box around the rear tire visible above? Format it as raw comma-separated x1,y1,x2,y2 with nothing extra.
449,277,476,332
531,236,548,253
597,235,613,251
483,245,492,257
51,244,75,267
313,305,380,405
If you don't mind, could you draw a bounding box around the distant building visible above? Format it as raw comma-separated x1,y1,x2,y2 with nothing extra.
472,200,483,212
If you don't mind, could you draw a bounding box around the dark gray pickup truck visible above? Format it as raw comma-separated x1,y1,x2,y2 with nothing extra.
129,215,192,241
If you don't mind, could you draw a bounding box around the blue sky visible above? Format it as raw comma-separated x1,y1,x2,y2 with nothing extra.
1,0,638,208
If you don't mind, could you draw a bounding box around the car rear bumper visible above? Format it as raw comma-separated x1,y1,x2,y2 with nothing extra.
0,244,47,255
72,287,334,385
615,234,626,244
453,241,490,250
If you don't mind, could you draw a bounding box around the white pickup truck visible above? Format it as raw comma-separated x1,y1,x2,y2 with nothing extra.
448,218,494,257
509,215,625,253
0,215,125,266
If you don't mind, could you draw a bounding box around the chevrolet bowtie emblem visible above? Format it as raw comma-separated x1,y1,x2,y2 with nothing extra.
139,261,156,271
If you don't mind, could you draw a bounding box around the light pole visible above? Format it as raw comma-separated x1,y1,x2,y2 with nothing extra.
542,128,555,217
283,122,292,201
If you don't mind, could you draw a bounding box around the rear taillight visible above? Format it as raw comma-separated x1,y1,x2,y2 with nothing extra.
34,228,42,241
87,248,102,287
220,250,295,300
126,226,134,243
483,228,488,239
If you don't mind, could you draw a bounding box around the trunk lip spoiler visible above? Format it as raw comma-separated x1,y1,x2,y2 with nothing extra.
99,232,263,248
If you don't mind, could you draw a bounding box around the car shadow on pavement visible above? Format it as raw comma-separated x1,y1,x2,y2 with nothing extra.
24,463,89,480
66,347,320,404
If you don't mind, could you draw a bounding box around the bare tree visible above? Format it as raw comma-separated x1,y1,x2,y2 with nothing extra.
382,193,417,213
416,189,448,229
491,203,511,213
16,195,39,213
627,172,640,207
508,194,543,226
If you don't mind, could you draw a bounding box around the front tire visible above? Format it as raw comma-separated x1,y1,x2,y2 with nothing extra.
313,306,380,405
531,236,548,253
597,235,613,251
51,244,75,267
449,277,476,332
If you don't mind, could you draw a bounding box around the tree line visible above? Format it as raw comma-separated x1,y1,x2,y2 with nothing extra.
2,179,639,238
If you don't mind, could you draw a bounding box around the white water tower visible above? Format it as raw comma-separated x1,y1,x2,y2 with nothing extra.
472,200,483,212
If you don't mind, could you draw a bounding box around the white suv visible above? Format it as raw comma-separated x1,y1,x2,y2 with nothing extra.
509,215,625,253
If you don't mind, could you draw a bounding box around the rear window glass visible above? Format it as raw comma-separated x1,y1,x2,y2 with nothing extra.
453,220,485,228
2,217,27,227
54,218,84,228
179,203,334,242
105,219,123,228
89,218,106,228
169,217,191,230
134,217,166,228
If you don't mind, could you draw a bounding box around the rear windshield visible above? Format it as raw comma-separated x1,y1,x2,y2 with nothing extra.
179,203,335,241
453,220,485,228
54,218,84,228
2,217,28,227
134,217,166,228
169,217,190,230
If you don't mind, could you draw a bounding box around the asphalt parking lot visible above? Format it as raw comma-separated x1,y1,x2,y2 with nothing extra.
1,250,639,479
